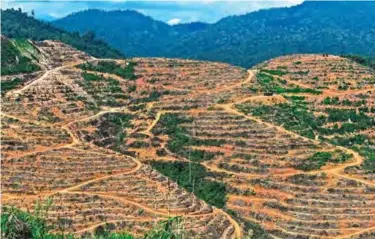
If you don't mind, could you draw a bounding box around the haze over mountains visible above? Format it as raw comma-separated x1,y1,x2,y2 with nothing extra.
52,1,375,67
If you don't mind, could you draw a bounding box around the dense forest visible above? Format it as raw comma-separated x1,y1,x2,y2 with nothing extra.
1,37,40,75
52,1,375,67
54,9,184,59
1,9,124,59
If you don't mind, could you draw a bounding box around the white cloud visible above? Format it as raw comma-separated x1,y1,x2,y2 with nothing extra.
167,18,182,25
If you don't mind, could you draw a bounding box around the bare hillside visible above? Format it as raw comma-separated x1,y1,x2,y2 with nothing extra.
2,42,375,238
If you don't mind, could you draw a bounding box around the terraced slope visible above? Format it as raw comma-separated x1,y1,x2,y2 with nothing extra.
2,43,375,238
1,41,244,238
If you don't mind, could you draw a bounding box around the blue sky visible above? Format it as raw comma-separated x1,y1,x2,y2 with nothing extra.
2,1,304,23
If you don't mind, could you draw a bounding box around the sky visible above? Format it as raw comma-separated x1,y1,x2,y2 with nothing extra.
1,0,304,24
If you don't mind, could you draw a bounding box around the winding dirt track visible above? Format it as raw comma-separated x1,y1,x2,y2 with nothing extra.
2,59,375,239
2,62,244,238
12,61,85,95
2,105,240,236
130,68,374,237
218,99,368,184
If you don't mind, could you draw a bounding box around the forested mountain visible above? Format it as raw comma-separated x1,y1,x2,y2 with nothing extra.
53,9,190,57
172,22,209,33
1,9,124,59
52,1,375,67
1,36,40,76
168,1,375,67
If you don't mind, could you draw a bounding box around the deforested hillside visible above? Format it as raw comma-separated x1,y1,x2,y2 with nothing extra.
52,1,375,67
1,40,245,238
1,35,91,96
1,39,375,238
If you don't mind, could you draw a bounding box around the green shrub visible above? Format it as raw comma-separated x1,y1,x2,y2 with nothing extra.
295,152,333,171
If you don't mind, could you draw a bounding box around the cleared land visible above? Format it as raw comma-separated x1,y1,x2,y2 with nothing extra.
1,41,375,239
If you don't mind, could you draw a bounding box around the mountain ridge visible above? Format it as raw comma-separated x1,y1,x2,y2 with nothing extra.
51,1,375,67
1,8,124,59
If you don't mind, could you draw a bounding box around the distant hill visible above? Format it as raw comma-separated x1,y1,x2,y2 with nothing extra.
168,1,375,67
172,22,209,33
52,1,375,67
53,9,186,57
1,9,124,59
